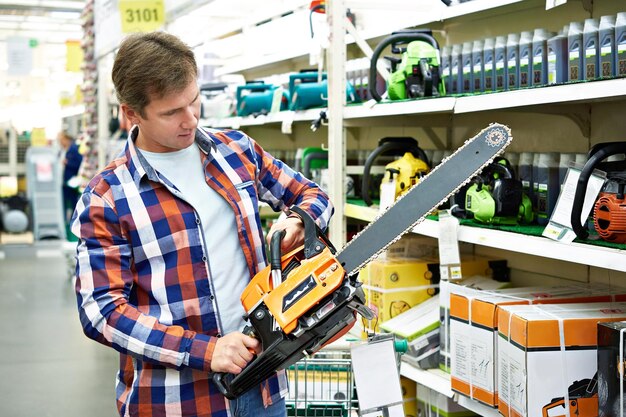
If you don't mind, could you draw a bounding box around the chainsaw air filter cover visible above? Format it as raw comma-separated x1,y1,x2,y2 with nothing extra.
593,192,626,243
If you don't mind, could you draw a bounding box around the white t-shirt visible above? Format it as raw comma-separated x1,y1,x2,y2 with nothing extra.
140,144,248,335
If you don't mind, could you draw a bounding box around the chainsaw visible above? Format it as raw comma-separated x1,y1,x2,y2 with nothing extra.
571,142,626,243
212,123,513,399
541,373,598,417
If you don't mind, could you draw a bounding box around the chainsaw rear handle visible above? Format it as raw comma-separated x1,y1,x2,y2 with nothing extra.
270,229,286,271
369,31,439,102
288,206,337,258
362,137,430,206
571,142,626,240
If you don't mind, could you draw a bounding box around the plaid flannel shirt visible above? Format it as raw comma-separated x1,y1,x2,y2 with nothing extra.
72,126,333,417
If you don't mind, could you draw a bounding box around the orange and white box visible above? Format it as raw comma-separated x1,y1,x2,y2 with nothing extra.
497,302,626,417
449,283,626,407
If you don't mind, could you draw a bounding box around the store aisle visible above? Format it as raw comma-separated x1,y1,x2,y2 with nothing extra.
0,242,118,417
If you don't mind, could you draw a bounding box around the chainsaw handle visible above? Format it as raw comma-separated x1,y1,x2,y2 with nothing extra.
270,229,286,271
571,142,626,240
369,31,439,102
362,137,430,206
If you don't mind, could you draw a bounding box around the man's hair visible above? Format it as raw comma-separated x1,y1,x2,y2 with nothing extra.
112,31,197,118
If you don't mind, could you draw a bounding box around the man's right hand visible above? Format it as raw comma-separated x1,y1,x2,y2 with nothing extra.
210,332,261,374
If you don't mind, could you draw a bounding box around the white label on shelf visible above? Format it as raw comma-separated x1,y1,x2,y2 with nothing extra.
542,165,605,243
546,0,567,10
230,117,242,130
379,180,396,213
281,111,295,135
438,211,461,278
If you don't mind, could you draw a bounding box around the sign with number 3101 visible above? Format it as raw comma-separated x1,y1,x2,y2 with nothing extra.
118,0,165,33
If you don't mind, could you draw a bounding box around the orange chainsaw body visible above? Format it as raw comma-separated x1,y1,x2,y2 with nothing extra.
594,192,626,243
241,244,346,335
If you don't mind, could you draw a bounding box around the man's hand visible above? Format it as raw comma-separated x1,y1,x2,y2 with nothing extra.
210,332,261,374
266,216,305,253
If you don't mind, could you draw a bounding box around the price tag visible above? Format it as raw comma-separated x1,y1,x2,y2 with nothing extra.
119,0,165,33
379,180,396,213
438,210,462,281
281,111,295,135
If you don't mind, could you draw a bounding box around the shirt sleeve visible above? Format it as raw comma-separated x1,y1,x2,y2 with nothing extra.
71,191,217,372
248,135,334,230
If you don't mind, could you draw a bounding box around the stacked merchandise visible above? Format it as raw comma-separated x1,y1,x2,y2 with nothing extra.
76,0,98,190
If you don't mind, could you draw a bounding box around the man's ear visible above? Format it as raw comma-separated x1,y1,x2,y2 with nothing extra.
120,104,141,125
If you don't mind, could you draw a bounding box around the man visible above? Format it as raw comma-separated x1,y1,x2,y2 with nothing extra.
57,130,83,225
71,31,333,417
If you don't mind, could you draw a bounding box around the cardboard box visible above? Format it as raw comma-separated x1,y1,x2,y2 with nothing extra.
380,295,441,369
450,284,626,407
439,275,512,373
497,302,626,417
364,255,508,334
401,376,418,417
597,321,626,417
417,383,477,417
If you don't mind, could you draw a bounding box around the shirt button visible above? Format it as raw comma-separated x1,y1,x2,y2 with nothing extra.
216,333,221,338
210,295,215,300
202,256,207,262
195,218,201,225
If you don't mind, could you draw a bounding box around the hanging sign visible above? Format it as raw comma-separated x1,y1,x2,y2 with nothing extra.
7,37,33,76
118,0,165,33
65,40,83,72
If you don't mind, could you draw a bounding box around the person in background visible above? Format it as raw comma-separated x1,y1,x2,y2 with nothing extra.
71,31,333,417
57,131,82,225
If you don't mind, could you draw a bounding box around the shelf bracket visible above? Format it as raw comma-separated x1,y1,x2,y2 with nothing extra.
523,103,592,138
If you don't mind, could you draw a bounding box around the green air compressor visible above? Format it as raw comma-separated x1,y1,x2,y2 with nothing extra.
236,81,289,117
289,70,359,110
369,30,445,102
459,158,533,225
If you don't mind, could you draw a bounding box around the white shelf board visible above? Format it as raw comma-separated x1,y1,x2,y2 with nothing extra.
400,361,454,398
201,108,323,129
454,78,626,114
456,395,501,417
344,203,626,272
344,97,456,120
440,0,523,20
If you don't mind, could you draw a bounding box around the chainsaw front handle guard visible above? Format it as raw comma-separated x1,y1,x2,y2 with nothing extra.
571,142,626,240
288,205,336,258
369,31,440,102
362,137,430,206
270,229,286,271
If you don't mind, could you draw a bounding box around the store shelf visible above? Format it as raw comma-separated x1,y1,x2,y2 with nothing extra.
400,361,454,398
456,395,501,417
344,203,626,272
201,108,324,130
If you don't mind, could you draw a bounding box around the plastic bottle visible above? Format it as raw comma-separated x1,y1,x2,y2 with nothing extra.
531,29,553,87
471,39,485,93
441,45,452,94
547,25,569,84
568,21,584,81
616,12,626,77
518,31,533,88
582,18,600,80
599,15,616,78
558,153,575,187
532,153,541,212
494,35,507,91
535,152,560,226
506,33,520,90
518,152,534,208
450,44,462,94
462,41,474,94
505,152,520,177
483,37,496,91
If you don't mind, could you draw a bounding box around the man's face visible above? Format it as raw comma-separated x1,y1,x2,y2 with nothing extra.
123,80,201,153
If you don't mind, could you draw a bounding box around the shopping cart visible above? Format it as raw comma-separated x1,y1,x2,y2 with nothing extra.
286,349,356,416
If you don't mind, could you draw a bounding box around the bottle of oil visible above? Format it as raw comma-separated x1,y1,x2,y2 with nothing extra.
599,15,616,78
547,25,569,84
568,21,584,81
518,152,535,209
483,37,496,91
582,18,600,80
472,39,485,93
506,33,520,90
519,31,533,88
441,45,452,94
616,12,626,77
532,29,554,86
535,152,560,226
462,41,474,94
495,35,507,91
450,44,462,94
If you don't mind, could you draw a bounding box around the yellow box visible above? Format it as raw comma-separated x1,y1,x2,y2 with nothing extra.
401,376,418,417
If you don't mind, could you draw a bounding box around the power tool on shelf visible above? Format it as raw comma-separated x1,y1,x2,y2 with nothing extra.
211,123,513,399
571,142,626,243
369,30,445,102
361,137,431,207
199,82,236,119
541,373,598,417
452,157,533,225
236,81,289,117
289,70,359,111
